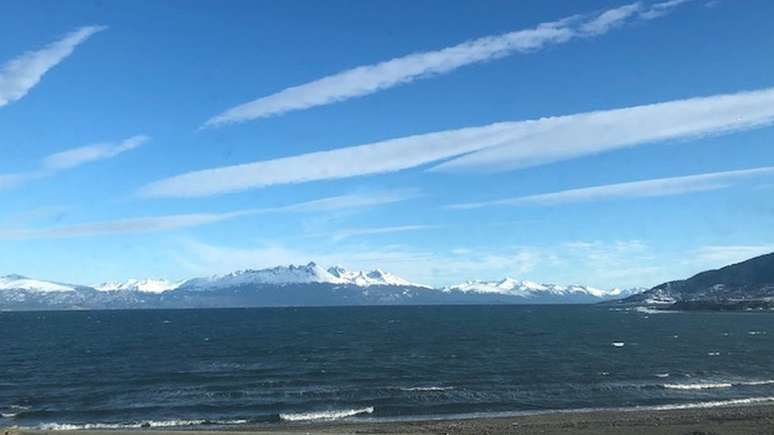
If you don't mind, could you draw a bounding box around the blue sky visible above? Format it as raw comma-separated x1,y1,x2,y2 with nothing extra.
1,0,773,288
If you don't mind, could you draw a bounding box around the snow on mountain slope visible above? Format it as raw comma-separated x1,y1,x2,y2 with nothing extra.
180,262,348,290
0,274,78,293
444,278,640,299
327,266,429,288
93,279,182,293
177,262,429,290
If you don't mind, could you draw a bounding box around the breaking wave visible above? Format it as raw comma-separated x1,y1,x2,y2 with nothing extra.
663,380,774,390
279,406,374,422
651,396,774,410
27,419,248,431
399,386,455,392
1,405,30,419
663,383,732,390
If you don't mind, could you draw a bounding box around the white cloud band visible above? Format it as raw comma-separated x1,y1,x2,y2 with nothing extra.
143,86,774,198
0,135,148,191
0,26,106,107
203,2,687,127
448,166,774,208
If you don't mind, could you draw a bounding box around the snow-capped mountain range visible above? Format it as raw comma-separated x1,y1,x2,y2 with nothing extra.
178,262,428,291
0,263,644,310
443,278,640,299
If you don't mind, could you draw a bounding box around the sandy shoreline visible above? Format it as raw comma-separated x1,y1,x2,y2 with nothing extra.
6,404,774,435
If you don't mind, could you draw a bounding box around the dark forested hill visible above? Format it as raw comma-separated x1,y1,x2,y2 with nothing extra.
614,252,774,310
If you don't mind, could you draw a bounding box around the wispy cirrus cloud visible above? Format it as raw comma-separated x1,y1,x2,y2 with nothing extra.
203,2,688,127
0,172,41,190
0,190,418,239
448,166,774,209
429,87,774,173
0,135,148,191
0,211,250,239
640,0,693,19
580,3,642,34
264,189,420,213
143,86,774,198
0,26,106,107
331,224,435,242
41,136,146,170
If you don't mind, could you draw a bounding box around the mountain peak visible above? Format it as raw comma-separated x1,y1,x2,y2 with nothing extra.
0,275,78,293
1,273,28,280
327,265,348,277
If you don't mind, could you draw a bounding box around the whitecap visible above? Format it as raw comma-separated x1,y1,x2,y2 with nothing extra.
662,379,774,390
2,405,30,419
707,352,720,356
32,418,247,431
744,380,774,386
651,396,774,410
611,342,625,347
663,382,732,390
655,373,670,378
399,386,454,392
279,407,374,422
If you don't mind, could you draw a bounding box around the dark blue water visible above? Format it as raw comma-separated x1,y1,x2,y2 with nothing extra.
2,306,773,429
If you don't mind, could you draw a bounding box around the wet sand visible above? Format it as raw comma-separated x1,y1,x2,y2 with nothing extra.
6,404,774,434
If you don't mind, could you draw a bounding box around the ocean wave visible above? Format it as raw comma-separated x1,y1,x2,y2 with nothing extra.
279,406,374,422
663,380,774,390
651,396,774,410
399,386,454,392
28,418,248,431
663,383,732,390
634,307,678,314
355,397,774,424
1,405,29,419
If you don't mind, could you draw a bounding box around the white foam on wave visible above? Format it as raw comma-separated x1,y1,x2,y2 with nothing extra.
651,396,774,410
611,342,625,347
399,386,454,392
279,406,374,422
1,405,29,419
27,418,248,431
663,380,774,390
634,307,678,314
357,396,774,425
663,383,732,390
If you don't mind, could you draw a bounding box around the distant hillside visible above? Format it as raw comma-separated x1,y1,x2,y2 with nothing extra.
613,252,774,310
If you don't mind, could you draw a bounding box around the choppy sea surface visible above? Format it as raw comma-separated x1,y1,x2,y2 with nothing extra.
2,305,773,429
